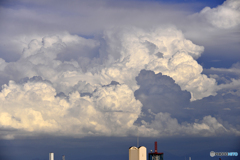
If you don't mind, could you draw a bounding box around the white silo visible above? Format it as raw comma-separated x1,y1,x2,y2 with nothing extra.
138,146,147,160
49,153,54,160
129,146,139,160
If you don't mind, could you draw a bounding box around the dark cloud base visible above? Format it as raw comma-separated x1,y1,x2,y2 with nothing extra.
0,136,239,160
135,70,240,127
135,70,191,124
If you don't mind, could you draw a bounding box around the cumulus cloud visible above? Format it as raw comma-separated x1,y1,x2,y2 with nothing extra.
203,62,240,96
134,70,240,137
134,70,191,122
0,27,217,101
0,26,239,139
0,79,142,139
138,112,238,137
208,62,240,76
96,27,216,100
1,79,238,139
198,0,240,29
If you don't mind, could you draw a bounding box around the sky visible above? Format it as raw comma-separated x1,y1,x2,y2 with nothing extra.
0,0,239,160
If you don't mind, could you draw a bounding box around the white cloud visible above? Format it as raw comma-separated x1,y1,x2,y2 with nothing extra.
0,58,7,71
199,0,240,29
0,15,239,138
206,62,240,96
0,27,217,100
0,80,142,139
139,113,238,137
209,62,240,75
1,79,238,139
101,27,216,100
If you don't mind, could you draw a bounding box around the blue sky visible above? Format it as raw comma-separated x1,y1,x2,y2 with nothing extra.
0,0,239,160
144,0,225,8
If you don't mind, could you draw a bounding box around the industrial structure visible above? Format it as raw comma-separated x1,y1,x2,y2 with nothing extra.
49,153,54,160
129,146,147,160
148,142,163,160
49,153,66,160
49,141,164,160
129,141,163,160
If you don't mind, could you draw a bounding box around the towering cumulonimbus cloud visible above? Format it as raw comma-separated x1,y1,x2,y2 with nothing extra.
93,27,216,100
0,27,238,139
0,27,217,100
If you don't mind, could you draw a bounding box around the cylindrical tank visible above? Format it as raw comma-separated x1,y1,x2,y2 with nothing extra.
129,146,139,160
49,153,54,160
138,146,147,160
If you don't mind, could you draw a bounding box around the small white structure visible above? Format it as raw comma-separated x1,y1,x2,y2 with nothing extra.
129,146,139,160
129,146,147,160
138,146,147,160
49,153,54,160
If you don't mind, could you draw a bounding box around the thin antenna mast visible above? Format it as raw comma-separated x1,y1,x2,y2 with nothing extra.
137,129,139,147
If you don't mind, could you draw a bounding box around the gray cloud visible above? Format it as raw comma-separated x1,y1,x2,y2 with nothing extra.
134,70,191,122
134,70,240,135
1,0,239,64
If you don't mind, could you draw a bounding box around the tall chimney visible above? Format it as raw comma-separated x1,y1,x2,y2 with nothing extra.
154,141,157,153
